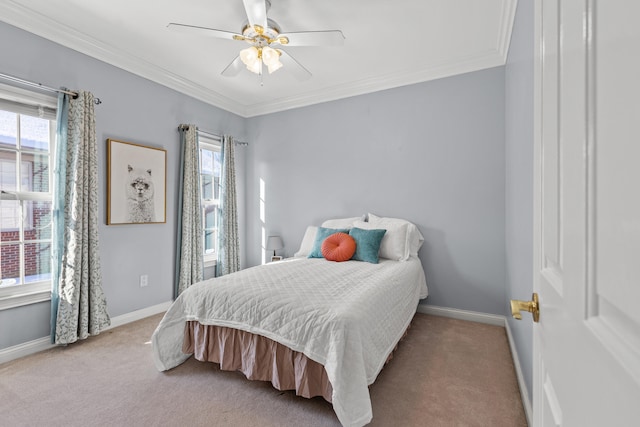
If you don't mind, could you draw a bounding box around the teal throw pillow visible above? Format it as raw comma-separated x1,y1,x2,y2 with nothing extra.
308,227,350,258
349,227,387,264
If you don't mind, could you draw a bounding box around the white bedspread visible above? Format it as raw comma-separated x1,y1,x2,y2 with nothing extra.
152,257,428,427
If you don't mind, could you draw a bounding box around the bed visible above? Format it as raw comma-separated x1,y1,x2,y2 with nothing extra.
152,215,428,427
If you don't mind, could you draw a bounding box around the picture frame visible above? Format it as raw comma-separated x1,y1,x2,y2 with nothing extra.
271,256,283,262
107,139,166,225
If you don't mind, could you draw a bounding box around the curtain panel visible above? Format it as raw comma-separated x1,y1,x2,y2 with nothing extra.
175,125,203,296
216,135,240,276
51,90,110,345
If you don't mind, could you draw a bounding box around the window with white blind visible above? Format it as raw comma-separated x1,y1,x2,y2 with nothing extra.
199,136,221,265
0,83,56,310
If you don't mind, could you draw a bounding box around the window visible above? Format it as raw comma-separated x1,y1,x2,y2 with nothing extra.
199,137,221,265
0,84,56,309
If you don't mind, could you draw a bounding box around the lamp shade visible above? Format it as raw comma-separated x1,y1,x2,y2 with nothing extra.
240,46,259,66
267,60,283,74
266,236,284,251
262,46,283,74
240,46,262,74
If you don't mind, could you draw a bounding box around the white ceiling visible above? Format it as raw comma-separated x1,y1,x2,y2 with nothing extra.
0,0,517,117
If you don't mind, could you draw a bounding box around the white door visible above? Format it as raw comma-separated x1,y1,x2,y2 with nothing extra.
533,1,640,426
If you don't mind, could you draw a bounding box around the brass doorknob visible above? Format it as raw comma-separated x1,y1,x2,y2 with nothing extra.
510,293,540,322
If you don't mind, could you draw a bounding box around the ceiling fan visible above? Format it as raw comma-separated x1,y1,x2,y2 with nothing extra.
168,0,345,82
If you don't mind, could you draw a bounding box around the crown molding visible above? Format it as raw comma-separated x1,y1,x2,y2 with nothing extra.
0,1,247,116
497,0,519,62
0,0,517,119
244,49,506,117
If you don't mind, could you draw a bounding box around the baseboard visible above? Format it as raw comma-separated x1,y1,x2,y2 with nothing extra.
104,301,172,330
0,336,52,366
416,304,505,326
0,300,172,365
505,320,533,426
418,304,532,426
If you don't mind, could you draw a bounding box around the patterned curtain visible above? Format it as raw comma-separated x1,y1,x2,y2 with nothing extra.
51,90,110,345
175,125,203,296
216,135,240,276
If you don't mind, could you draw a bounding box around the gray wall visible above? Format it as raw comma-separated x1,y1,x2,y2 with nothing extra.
0,21,246,350
505,0,534,404
245,68,506,315
2,10,531,373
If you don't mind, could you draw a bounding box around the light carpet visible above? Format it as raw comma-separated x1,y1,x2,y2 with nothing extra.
0,313,527,426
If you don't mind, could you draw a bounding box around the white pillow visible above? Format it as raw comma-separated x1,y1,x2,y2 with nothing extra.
366,214,424,260
321,216,364,229
293,226,318,257
352,220,407,261
407,223,424,256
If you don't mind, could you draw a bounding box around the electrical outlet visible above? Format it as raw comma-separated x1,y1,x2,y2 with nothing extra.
140,274,148,287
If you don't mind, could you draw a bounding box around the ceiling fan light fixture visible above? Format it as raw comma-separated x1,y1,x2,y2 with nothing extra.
262,46,282,70
267,60,283,74
262,47,283,74
240,46,259,66
247,59,262,74
240,46,262,75
169,0,342,81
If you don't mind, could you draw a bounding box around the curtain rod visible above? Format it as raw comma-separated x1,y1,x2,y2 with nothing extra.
178,125,248,146
0,72,102,105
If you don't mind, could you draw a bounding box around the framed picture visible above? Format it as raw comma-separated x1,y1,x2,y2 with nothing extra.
107,139,166,225
271,256,283,262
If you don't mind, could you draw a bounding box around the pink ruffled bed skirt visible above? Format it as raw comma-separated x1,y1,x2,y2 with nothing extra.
183,321,409,404
182,322,334,402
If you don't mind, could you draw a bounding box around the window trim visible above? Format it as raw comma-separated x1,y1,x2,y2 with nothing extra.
0,82,57,119
0,87,56,311
0,282,50,310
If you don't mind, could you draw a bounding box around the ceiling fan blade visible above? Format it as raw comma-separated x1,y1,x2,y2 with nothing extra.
279,50,312,81
221,56,244,77
167,23,243,41
242,0,267,30
279,30,345,47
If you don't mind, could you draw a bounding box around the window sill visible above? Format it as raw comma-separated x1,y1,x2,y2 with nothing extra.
0,288,51,311
204,258,217,268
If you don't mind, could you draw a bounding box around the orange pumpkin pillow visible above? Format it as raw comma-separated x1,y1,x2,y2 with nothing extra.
321,232,356,262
